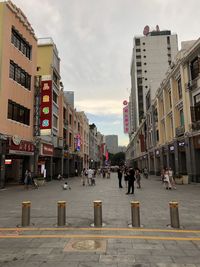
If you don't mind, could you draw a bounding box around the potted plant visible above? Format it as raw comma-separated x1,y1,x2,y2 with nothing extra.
34,176,45,186
174,174,183,185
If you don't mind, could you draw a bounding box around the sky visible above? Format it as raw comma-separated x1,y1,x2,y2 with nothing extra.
5,0,200,145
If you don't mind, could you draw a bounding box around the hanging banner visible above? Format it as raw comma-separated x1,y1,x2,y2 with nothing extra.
40,80,52,135
123,104,129,134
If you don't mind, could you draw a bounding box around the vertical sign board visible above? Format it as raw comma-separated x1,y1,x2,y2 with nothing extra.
40,80,52,135
123,105,129,134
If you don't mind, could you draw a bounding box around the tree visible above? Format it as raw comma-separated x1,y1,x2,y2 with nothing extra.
110,152,125,166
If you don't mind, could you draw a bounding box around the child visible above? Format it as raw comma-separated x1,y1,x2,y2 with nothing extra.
63,182,71,190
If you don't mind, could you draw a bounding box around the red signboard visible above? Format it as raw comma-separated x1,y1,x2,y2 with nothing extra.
123,105,129,134
41,143,53,156
40,80,52,134
9,139,34,155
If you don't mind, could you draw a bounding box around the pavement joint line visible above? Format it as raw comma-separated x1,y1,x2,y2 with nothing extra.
0,227,200,233
0,234,200,241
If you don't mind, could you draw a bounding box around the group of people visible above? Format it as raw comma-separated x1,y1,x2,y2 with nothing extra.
161,167,176,190
117,166,142,195
24,170,38,189
80,168,97,186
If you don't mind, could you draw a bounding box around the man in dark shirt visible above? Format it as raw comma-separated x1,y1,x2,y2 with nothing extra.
126,168,135,194
117,167,123,188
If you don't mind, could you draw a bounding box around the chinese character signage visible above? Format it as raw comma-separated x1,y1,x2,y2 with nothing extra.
75,134,81,152
123,104,129,134
9,139,34,155
40,80,52,135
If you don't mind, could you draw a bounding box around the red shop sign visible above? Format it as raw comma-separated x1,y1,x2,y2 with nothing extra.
42,143,53,156
40,80,52,133
9,139,34,155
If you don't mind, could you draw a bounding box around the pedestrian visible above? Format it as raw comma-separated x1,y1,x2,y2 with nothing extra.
63,182,71,190
135,169,141,189
169,167,176,189
117,167,123,188
163,168,172,189
87,168,94,186
143,167,148,179
124,168,129,188
81,168,86,186
107,168,111,178
24,170,32,190
126,167,135,194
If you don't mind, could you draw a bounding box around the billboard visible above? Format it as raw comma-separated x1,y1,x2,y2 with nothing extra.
123,105,129,134
40,80,52,135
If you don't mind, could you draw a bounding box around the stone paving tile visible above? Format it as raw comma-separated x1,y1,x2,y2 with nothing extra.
40,262,78,267
24,247,53,255
135,255,173,263
39,241,66,248
154,264,197,267
0,261,42,267
150,249,185,256
172,256,200,264
99,254,135,263
62,253,100,262
78,263,118,267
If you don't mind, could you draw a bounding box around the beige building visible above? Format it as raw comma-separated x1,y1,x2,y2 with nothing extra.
126,38,200,182
0,1,37,187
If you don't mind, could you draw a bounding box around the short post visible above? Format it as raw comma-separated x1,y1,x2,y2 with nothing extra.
169,201,180,228
131,201,140,227
94,200,102,227
57,201,66,226
22,201,31,227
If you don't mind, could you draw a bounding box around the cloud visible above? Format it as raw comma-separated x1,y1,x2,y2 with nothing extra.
76,99,123,115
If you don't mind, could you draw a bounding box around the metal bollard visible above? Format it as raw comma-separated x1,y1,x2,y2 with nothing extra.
169,201,180,228
57,201,66,226
94,200,102,227
22,201,31,227
131,201,140,227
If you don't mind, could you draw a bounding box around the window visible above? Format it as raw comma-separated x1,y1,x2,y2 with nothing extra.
53,115,58,128
144,70,147,73
53,91,58,104
7,100,30,125
167,36,170,45
143,49,146,52
136,62,142,67
156,130,159,142
136,49,141,52
191,57,200,80
135,38,140,46
144,62,147,65
177,78,182,99
142,42,145,45
136,55,141,59
53,71,59,86
9,61,31,90
11,28,32,59
144,55,146,58
69,114,72,125
180,109,184,126
69,132,72,147
169,91,172,108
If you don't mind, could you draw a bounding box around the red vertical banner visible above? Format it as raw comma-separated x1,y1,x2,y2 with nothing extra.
105,150,109,161
40,80,52,135
123,105,129,134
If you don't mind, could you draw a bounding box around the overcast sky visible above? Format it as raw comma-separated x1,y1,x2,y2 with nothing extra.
7,0,200,145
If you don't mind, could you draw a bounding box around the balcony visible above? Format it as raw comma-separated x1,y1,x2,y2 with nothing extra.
175,126,185,137
190,121,200,131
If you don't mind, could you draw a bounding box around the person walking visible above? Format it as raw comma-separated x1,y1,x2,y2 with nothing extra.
117,167,123,188
164,168,172,189
143,167,148,179
135,169,141,189
124,167,129,188
169,167,176,189
87,168,94,186
24,170,32,190
126,167,135,194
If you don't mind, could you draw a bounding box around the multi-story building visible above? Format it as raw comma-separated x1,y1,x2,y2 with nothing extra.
36,37,62,179
64,91,74,108
130,26,178,130
126,38,200,182
105,135,118,154
0,1,37,187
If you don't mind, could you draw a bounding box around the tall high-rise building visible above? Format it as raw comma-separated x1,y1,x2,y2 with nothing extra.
105,135,118,154
130,26,178,131
64,91,74,108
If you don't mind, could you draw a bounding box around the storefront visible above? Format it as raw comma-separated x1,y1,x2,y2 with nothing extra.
38,143,53,180
5,137,34,184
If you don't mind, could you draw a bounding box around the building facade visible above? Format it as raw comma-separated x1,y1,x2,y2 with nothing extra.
126,38,200,182
105,135,118,154
0,1,37,187
130,26,178,130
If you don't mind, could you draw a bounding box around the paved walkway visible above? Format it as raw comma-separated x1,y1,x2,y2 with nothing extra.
0,173,200,266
